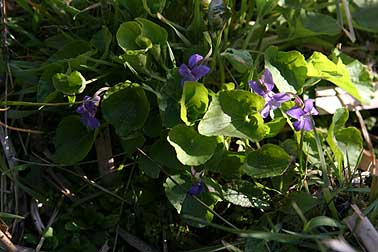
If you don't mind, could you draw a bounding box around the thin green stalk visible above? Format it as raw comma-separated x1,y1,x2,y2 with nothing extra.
298,129,309,192
0,101,81,107
311,116,338,219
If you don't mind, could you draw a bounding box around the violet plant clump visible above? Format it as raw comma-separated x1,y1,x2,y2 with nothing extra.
178,54,210,85
249,69,290,118
286,99,319,131
76,95,101,130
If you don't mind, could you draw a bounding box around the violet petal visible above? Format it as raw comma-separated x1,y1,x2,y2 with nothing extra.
188,54,203,68
303,99,315,113
286,106,305,120
260,103,272,118
249,80,266,97
302,116,313,131
178,64,192,78
191,65,210,80
272,93,291,103
261,69,275,91
292,119,304,131
187,180,205,196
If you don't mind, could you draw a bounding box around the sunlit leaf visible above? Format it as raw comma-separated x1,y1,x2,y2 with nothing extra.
198,90,266,142
180,82,209,125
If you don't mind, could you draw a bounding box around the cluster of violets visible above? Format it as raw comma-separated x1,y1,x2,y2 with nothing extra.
179,55,319,196
76,55,319,196
179,54,318,132
249,69,318,131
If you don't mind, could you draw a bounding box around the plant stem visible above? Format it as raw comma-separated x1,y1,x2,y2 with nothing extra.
312,117,339,219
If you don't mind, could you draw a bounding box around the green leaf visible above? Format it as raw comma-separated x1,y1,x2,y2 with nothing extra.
265,117,286,138
326,108,348,168
180,82,209,125
265,46,308,93
91,26,112,57
52,71,86,95
136,18,168,45
296,12,340,37
38,63,65,102
352,6,378,33
159,68,182,127
223,181,270,209
181,192,215,228
102,82,150,136
49,40,92,61
243,144,291,178
164,175,189,213
327,108,363,172
341,55,376,104
209,151,245,179
221,48,253,73
52,116,96,165
43,227,54,238
120,133,145,158
301,131,320,166
116,21,143,52
198,90,266,142
307,52,362,101
142,0,166,15
139,139,186,178
281,192,320,214
167,125,218,166
164,175,218,228
303,216,343,233
116,18,167,54
335,128,363,169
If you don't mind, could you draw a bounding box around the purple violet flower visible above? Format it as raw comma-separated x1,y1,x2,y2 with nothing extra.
187,179,205,196
76,95,101,130
286,99,319,131
178,54,210,85
249,69,290,118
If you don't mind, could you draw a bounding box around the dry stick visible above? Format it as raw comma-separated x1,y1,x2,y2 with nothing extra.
0,120,44,134
355,110,377,201
35,203,60,252
113,163,136,252
0,229,17,252
1,1,19,251
118,228,158,252
95,127,115,185
136,148,239,230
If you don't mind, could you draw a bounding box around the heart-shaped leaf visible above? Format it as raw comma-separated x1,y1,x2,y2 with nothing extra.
52,116,96,164
167,125,218,166
198,90,266,142
102,82,150,136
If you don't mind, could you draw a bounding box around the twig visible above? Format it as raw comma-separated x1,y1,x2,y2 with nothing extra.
0,120,44,134
0,228,17,252
35,201,60,252
118,228,158,252
355,110,377,201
